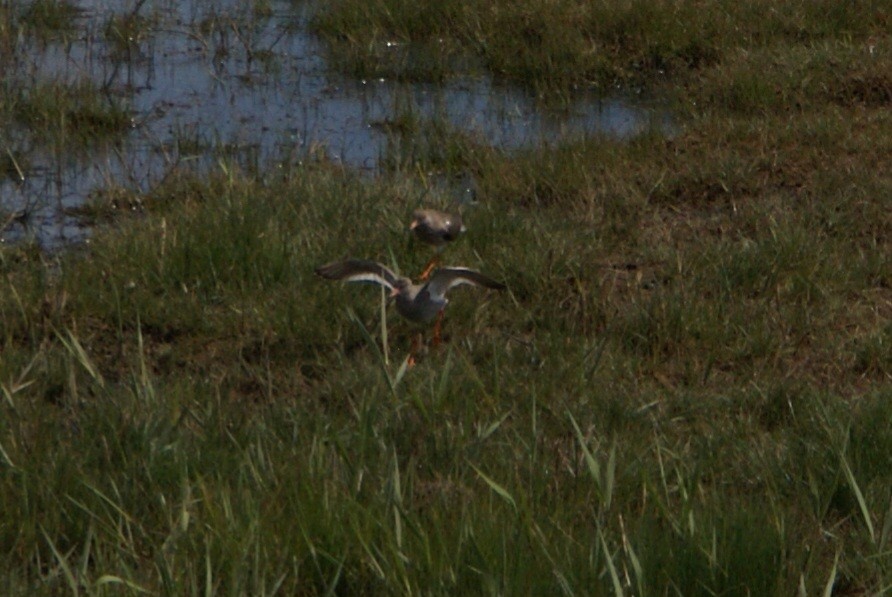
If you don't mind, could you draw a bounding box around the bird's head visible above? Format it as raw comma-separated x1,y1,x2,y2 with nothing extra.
390,277,412,298
409,209,427,231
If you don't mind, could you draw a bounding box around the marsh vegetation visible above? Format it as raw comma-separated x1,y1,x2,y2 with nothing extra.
1,0,890,594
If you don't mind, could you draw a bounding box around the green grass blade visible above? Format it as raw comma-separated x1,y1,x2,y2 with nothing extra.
0,440,16,469
392,355,411,389
841,455,875,544
323,557,345,596
822,550,839,597
40,526,80,596
879,493,892,552
478,411,511,441
380,285,389,366
348,307,396,394
568,412,602,488
55,328,105,387
620,515,644,596
605,440,616,510
470,464,516,512
205,546,213,597
95,575,150,593
598,528,624,597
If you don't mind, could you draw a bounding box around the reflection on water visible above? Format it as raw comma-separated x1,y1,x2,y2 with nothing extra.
0,0,670,248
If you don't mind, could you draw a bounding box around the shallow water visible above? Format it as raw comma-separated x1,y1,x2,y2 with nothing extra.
0,0,670,248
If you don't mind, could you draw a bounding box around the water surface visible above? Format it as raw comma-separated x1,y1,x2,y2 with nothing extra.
0,0,669,248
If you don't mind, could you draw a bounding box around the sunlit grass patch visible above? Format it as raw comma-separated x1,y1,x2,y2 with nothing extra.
691,40,892,115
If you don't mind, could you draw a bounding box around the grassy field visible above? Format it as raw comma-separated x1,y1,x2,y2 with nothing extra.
1,0,891,594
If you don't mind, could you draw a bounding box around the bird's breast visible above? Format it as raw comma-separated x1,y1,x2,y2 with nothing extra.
396,290,446,323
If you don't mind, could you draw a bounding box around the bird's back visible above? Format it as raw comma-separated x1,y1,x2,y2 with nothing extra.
412,210,464,247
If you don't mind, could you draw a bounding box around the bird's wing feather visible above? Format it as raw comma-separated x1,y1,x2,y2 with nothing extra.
426,267,505,298
315,259,399,290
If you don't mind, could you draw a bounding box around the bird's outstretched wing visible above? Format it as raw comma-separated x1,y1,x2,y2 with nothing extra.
426,267,505,299
315,259,400,290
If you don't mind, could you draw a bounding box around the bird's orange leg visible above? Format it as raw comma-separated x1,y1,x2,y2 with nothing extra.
419,255,440,281
432,310,444,348
408,333,421,367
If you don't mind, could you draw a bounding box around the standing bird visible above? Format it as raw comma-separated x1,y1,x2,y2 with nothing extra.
315,258,504,364
410,209,466,280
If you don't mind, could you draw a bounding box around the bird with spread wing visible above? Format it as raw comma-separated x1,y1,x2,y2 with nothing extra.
315,258,504,364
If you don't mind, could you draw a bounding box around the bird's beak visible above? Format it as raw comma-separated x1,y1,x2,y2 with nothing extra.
390,287,400,298
409,219,419,230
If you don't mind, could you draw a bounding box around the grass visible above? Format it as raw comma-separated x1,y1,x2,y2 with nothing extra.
312,0,888,93
19,0,82,41
7,80,132,146
103,4,156,62
1,0,891,594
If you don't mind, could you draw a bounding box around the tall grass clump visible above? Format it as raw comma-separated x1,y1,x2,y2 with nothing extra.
313,0,888,93
12,81,132,146
19,0,81,40
103,7,156,62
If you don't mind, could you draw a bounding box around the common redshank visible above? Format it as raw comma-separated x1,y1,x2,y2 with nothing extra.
409,209,465,280
315,258,503,363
